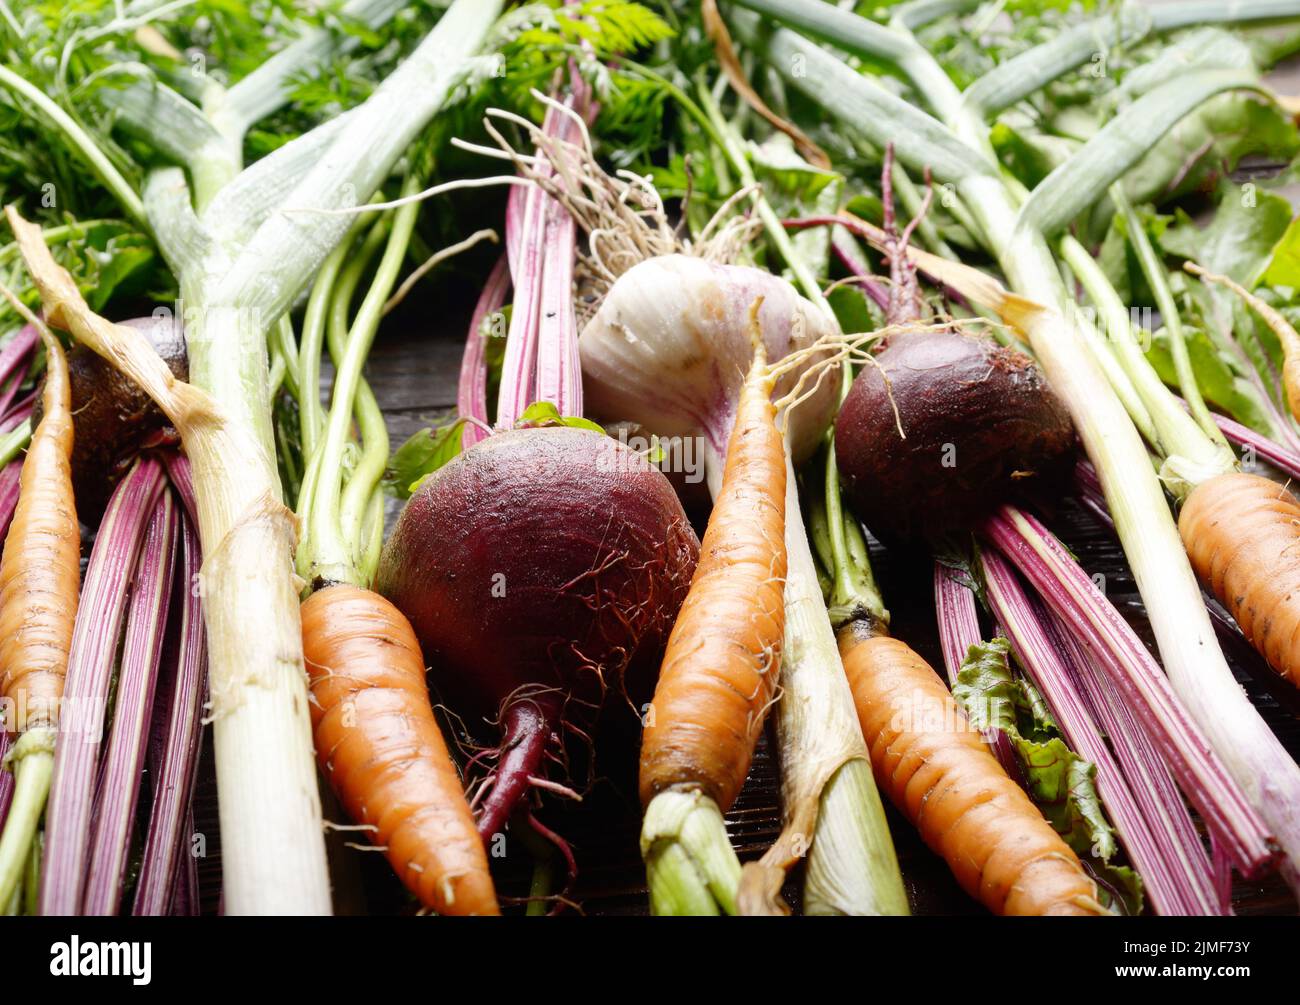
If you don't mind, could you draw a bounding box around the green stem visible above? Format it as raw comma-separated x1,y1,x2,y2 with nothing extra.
0,418,32,468
695,79,830,314
358,488,386,589
641,790,742,916
1111,185,1227,447
0,729,55,911
0,220,122,268
294,218,386,557
526,854,554,917
823,438,886,626
298,229,365,461
0,66,146,227
273,315,300,401
301,176,418,589
22,831,41,916
1058,234,1232,488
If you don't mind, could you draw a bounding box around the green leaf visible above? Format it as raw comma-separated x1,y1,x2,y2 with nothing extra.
384,420,465,499
84,238,156,312
1261,215,1300,289
828,284,882,336
1012,736,1115,861
1156,182,1298,428
516,400,605,433
1090,862,1145,917
990,119,1069,191
1117,94,1300,217
953,638,1024,736
952,638,1130,906
1161,184,1293,289
1145,322,1278,436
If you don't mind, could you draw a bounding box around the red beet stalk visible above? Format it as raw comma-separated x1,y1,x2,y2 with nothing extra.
39,457,167,913
83,490,178,914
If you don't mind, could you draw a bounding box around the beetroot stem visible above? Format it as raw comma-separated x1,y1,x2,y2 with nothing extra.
83,489,179,914
40,457,167,914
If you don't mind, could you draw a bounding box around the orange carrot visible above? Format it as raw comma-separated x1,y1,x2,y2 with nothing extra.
301,584,499,916
1179,471,1300,687
0,295,79,908
638,325,787,814
837,620,1107,916
0,311,79,732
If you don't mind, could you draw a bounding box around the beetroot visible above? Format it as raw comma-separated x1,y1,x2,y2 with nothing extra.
376,425,698,839
33,315,188,520
835,329,1075,541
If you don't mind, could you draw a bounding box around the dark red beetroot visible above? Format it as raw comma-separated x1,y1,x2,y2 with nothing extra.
33,315,188,521
376,425,699,841
835,329,1075,542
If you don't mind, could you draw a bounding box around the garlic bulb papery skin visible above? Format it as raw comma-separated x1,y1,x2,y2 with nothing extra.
579,255,841,477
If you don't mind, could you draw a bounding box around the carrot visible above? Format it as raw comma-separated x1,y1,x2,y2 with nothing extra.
301,583,499,916
837,620,1108,916
1179,471,1300,687
638,323,787,814
0,292,79,908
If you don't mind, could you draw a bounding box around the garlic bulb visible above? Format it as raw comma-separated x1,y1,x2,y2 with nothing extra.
580,255,840,470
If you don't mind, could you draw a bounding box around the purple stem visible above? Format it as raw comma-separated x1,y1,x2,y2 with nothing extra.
457,253,511,450
162,453,196,522
167,811,201,916
983,548,1220,916
496,86,590,427
0,460,20,542
1051,609,1219,911
40,457,167,915
831,232,891,312
786,214,970,309
0,395,34,435
506,183,527,277
933,562,982,687
83,491,178,915
133,510,207,916
475,694,561,843
496,156,548,427
535,191,582,414
982,505,1274,876
932,562,1022,778
1073,459,1111,528
1212,837,1233,915
1212,410,1300,482
0,325,38,416
0,730,11,833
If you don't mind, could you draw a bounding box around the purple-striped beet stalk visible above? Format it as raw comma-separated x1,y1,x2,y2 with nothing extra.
982,547,1221,915
982,505,1274,877
39,457,166,913
134,507,208,916
83,490,178,914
